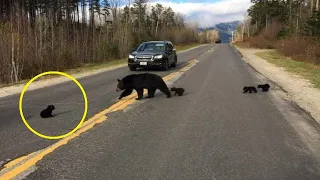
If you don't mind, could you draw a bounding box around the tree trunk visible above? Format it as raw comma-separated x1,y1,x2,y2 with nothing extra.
155,15,160,36
241,24,244,42
289,0,292,27
11,16,17,82
139,6,141,43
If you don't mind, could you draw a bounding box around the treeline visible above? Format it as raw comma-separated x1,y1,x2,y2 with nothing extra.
235,0,320,64
0,0,212,84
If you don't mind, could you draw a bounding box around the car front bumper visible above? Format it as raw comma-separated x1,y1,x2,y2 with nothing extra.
128,59,166,68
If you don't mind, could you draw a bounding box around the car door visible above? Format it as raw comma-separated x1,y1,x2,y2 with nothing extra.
166,42,174,64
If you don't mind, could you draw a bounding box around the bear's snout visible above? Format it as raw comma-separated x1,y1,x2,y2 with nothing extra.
116,87,121,92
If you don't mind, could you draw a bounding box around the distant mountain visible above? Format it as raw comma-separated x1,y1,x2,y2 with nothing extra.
197,21,241,43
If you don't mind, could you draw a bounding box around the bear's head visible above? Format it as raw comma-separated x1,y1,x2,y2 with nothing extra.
257,84,262,88
47,105,55,110
116,79,124,92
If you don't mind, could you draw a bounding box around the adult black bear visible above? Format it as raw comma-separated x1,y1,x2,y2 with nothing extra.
257,83,270,92
40,105,55,118
243,86,257,93
116,73,171,100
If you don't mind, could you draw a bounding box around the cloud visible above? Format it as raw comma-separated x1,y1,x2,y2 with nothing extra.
149,0,252,27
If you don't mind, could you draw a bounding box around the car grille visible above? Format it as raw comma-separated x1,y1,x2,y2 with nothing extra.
135,55,153,61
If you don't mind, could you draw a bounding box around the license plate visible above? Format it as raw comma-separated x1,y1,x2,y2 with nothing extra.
140,62,147,65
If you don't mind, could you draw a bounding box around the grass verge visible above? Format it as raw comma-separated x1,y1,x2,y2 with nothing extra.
0,43,203,88
256,50,320,88
175,43,202,51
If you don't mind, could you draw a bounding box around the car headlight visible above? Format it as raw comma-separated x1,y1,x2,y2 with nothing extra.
154,55,163,59
129,54,135,59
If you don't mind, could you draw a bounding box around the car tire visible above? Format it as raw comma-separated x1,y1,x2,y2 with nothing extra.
162,60,169,71
129,66,136,71
171,56,177,67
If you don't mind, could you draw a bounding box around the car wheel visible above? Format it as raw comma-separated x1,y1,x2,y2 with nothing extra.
162,60,169,71
129,66,136,71
171,56,177,67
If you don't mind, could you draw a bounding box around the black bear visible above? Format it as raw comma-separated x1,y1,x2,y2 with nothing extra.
257,83,270,92
40,105,55,118
116,73,171,100
170,87,185,96
243,86,257,93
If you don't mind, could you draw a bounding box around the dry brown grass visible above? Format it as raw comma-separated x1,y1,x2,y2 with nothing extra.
256,50,320,88
276,36,320,65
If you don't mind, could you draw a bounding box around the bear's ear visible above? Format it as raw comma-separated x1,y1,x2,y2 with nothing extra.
117,79,121,82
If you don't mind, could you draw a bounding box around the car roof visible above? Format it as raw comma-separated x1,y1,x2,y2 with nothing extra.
143,41,171,44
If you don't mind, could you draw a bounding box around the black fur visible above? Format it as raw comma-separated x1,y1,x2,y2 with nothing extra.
116,73,171,100
40,105,55,118
257,83,270,92
243,86,257,93
170,87,185,96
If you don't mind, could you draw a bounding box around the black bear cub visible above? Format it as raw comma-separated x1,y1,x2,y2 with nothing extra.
243,86,257,93
116,73,171,100
257,83,270,92
40,105,55,118
170,87,185,96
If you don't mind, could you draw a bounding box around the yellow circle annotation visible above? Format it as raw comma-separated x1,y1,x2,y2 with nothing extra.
19,71,88,140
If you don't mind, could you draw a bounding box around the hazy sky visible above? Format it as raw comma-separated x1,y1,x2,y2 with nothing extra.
149,0,253,27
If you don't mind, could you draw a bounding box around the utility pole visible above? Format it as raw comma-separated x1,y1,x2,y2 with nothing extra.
231,31,234,42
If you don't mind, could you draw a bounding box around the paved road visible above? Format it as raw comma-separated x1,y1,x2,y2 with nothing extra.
0,44,213,167
2,44,320,180
20,44,320,179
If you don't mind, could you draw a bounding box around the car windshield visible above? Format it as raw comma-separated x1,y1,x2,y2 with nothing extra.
136,42,165,52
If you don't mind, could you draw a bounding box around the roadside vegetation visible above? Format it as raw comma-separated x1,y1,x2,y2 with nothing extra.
256,50,320,88
234,0,320,67
0,0,217,85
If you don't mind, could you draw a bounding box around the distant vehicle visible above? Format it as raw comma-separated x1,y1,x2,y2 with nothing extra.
215,39,222,44
128,40,177,71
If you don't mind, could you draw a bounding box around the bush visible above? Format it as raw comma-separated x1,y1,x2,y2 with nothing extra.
245,20,283,49
277,36,320,65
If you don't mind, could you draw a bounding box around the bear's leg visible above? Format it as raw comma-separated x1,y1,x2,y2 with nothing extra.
243,88,247,93
146,88,156,98
159,86,171,98
135,88,144,100
119,88,133,100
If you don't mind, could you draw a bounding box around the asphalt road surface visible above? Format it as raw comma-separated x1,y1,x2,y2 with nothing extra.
2,44,320,180
0,44,213,166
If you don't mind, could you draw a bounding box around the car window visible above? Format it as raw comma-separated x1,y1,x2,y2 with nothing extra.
169,43,173,50
170,42,174,49
137,42,165,52
167,43,173,51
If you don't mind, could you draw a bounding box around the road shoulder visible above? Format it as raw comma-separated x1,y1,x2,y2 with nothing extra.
233,45,320,124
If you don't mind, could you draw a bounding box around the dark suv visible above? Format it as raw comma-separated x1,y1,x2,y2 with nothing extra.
128,41,177,71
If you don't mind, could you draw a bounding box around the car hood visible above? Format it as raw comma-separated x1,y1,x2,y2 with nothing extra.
131,51,164,56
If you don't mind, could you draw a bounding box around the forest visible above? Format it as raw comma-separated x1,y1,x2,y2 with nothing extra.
235,0,320,65
0,0,215,84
